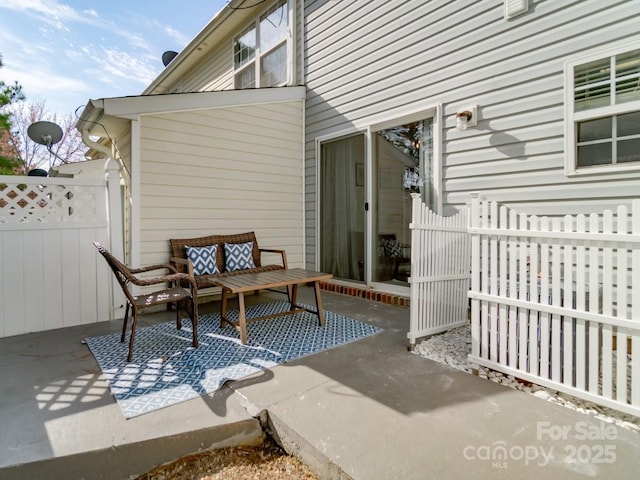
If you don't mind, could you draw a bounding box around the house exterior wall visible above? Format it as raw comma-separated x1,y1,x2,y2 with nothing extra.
136,100,305,269
303,0,640,268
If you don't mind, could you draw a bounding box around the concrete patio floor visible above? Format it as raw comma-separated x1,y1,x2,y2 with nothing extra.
1,287,639,479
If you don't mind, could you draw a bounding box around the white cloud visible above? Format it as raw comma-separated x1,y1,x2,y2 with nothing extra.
164,25,190,47
83,9,99,18
1,0,91,23
98,48,158,86
2,63,89,95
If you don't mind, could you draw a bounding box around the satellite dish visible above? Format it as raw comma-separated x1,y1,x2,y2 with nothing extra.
162,51,178,67
27,168,48,177
27,121,63,147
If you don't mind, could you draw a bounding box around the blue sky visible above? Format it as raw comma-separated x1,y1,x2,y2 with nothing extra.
0,0,228,118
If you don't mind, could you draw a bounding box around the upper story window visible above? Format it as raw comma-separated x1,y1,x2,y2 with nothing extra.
233,0,289,89
566,45,640,174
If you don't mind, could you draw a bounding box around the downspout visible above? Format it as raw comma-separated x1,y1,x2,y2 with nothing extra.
80,129,112,160
79,127,126,322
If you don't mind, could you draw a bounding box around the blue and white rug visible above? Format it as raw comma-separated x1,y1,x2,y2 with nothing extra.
85,301,382,418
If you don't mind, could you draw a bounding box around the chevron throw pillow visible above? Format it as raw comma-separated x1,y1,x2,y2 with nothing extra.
224,241,256,272
185,244,220,275
382,239,403,258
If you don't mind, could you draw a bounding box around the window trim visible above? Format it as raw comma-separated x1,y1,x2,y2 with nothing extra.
232,0,291,89
564,42,640,176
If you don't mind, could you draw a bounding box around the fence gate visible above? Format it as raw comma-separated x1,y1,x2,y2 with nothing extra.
408,193,471,349
0,164,121,338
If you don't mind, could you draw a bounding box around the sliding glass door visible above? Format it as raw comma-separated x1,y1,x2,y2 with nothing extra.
319,134,366,282
319,114,435,287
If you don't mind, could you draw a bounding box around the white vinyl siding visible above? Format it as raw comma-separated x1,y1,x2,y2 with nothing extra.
303,0,640,265
179,49,235,93
137,101,304,269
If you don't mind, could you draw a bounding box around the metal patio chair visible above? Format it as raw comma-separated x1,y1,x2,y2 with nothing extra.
93,241,199,362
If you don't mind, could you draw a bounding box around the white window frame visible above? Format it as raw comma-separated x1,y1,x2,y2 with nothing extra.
565,41,640,176
233,0,291,89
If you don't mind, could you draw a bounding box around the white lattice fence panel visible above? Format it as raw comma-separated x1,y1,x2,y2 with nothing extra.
0,181,101,225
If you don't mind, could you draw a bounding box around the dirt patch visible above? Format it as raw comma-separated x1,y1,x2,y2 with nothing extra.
135,437,319,480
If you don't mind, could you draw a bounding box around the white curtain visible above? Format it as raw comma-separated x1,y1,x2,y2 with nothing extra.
320,135,364,280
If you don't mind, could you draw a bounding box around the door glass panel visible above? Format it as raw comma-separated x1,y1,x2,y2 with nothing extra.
374,119,433,285
320,134,365,282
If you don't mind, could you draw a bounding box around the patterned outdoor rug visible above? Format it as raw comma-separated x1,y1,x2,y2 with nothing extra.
85,301,382,418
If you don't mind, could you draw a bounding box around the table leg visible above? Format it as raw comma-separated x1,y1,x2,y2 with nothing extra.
237,292,248,344
313,281,325,326
290,283,298,310
220,288,228,328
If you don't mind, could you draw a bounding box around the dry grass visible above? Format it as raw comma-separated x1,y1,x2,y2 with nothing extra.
135,438,319,480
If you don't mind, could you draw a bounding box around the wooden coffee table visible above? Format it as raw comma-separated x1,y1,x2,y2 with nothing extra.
212,268,333,344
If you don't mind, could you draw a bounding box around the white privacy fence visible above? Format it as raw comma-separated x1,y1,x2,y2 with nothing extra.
0,161,123,338
408,193,471,349
468,194,640,417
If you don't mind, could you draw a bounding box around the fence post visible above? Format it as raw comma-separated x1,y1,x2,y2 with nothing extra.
408,192,422,350
105,159,125,320
469,193,480,364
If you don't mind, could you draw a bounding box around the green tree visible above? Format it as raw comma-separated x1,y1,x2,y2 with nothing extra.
0,53,25,174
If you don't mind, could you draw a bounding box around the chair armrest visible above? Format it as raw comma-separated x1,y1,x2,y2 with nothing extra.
259,248,288,269
130,263,179,275
130,272,192,287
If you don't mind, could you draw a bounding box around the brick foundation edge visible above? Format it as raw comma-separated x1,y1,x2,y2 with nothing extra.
319,282,410,307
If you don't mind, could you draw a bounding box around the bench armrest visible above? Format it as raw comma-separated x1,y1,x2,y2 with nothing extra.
259,248,288,269
169,256,196,279
170,256,189,266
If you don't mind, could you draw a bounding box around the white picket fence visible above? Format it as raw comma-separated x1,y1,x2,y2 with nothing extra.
467,194,640,417
0,161,123,337
408,193,471,348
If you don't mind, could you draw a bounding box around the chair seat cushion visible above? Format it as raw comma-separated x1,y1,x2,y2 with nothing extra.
133,286,191,308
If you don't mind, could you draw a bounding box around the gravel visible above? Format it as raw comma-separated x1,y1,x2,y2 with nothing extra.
135,437,319,480
413,323,640,434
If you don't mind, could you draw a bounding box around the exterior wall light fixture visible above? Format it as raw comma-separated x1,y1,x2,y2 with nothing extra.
455,105,478,131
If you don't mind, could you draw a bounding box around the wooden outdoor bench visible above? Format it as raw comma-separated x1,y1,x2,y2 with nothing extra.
169,231,288,298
